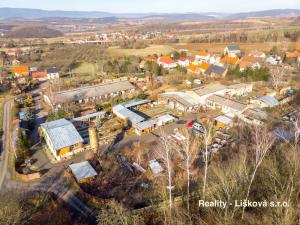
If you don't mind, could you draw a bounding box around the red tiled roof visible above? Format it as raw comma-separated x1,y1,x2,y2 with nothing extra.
158,56,175,64
32,71,47,78
178,57,189,62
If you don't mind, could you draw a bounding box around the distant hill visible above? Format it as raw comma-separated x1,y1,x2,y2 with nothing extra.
143,13,215,22
9,26,63,38
0,7,113,19
0,7,299,21
226,9,300,19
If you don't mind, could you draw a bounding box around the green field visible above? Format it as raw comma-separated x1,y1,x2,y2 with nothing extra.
106,45,175,57
73,62,103,74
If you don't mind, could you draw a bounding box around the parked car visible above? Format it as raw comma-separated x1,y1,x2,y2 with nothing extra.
186,120,195,128
193,122,206,134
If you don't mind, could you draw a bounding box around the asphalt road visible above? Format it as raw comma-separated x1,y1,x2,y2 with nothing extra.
0,99,13,189
0,98,95,222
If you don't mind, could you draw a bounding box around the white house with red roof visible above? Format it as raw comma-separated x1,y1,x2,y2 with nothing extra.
177,57,190,67
157,56,177,69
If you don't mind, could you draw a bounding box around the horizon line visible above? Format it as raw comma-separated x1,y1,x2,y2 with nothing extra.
0,6,299,14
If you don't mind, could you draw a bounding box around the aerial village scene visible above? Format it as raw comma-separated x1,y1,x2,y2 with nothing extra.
0,1,299,225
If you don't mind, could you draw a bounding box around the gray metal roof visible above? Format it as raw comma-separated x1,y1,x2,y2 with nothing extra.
193,83,227,96
204,65,226,76
41,119,84,151
69,161,97,181
113,105,145,124
50,80,135,105
257,96,279,107
70,111,106,122
227,45,240,51
207,95,247,112
47,67,59,74
124,99,150,108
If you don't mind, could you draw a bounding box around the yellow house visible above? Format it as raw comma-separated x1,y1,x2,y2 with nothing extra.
40,119,84,160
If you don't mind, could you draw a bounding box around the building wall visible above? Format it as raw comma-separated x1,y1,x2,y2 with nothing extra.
41,128,57,158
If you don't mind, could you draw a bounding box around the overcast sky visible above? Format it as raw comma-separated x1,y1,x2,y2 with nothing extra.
0,0,299,13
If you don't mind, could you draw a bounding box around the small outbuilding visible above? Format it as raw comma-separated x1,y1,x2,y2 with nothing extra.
149,160,164,175
251,96,279,108
69,161,97,183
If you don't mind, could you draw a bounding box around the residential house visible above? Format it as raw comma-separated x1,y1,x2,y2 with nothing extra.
286,52,300,58
195,52,210,62
199,62,210,74
208,54,221,65
69,161,97,183
6,49,16,58
32,71,48,81
266,55,282,65
249,50,266,58
250,96,279,108
238,56,261,71
204,65,227,78
157,56,177,69
12,65,29,77
12,59,20,66
40,119,84,160
177,57,190,67
224,45,241,57
188,64,200,74
47,67,60,79
220,56,239,67
44,80,136,108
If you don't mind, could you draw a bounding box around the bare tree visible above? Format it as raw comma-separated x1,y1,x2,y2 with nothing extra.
242,125,274,219
176,128,199,216
156,130,174,213
202,123,214,200
274,116,300,224
270,66,284,90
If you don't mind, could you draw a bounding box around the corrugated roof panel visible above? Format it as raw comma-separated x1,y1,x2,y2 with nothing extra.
41,119,84,151
69,161,97,181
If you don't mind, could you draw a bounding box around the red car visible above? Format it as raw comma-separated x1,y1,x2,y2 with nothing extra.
186,121,195,128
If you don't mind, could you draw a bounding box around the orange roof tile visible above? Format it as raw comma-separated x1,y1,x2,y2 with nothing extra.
196,52,209,57
12,65,29,76
220,56,239,65
199,62,210,70
286,52,300,58
188,64,197,72
158,56,175,64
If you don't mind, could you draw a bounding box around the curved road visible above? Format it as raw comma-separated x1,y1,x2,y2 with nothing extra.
0,99,13,189
0,99,95,222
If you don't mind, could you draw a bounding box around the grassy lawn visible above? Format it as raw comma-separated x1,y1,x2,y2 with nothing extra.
73,62,103,74
106,45,175,57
